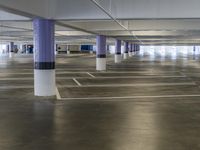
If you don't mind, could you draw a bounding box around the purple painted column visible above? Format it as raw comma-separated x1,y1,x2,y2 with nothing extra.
124,42,129,53
130,44,133,52
9,42,14,58
129,43,133,56
33,18,56,96
96,35,106,58
134,44,137,52
123,41,129,59
115,39,121,55
9,42,14,52
136,44,140,51
33,18,55,69
96,35,106,70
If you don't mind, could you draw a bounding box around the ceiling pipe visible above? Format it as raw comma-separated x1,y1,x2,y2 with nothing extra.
90,0,143,44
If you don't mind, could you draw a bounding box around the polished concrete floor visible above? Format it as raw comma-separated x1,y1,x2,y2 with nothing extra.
1,52,200,150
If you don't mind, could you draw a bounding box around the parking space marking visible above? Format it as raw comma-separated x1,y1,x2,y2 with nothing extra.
0,75,187,80
57,75,186,79
56,86,61,100
60,94,200,101
87,72,95,78
72,78,82,86
0,86,33,89
57,82,196,88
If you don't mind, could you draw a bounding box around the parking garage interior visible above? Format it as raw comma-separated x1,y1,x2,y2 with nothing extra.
1,0,200,150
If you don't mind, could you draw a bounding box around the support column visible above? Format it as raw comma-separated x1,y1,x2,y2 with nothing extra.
55,44,58,55
6,45,9,54
124,42,129,59
135,44,138,51
137,44,140,51
90,45,94,54
19,44,23,53
131,44,135,56
134,44,136,54
193,46,196,52
9,42,14,58
129,43,133,57
26,45,30,54
24,45,27,54
115,39,122,63
96,35,106,71
106,45,110,55
67,45,71,55
33,18,56,96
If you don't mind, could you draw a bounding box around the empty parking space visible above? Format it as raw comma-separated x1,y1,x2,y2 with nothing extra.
58,84,200,99
76,77,193,85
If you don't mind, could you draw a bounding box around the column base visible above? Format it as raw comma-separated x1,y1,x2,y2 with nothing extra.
90,51,93,54
129,52,132,57
67,50,70,54
123,53,128,59
34,69,56,96
115,54,122,63
96,58,106,71
9,52,14,58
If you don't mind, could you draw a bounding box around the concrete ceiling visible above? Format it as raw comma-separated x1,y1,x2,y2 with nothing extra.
0,0,200,45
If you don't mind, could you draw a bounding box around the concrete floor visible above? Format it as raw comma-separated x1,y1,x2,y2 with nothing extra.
1,52,200,150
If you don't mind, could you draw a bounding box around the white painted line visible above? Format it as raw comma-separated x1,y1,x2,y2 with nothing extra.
87,72,95,78
56,72,82,74
72,78,82,86
60,94,200,101
0,72,33,75
56,86,61,100
56,72,87,74
57,75,186,79
57,82,196,88
0,86,33,89
0,75,187,81
90,71,180,74
0,78,33,80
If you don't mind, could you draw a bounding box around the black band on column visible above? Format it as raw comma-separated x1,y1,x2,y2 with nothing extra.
115,52,121,55
34,62,55,70
97,54,106,58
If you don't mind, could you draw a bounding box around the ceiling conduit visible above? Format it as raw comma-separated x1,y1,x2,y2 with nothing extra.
90,0,143,44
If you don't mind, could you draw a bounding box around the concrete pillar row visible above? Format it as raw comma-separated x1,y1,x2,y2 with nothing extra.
96,35,106,71
115,39,122,63
124,41,129,59
33,18,56,96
